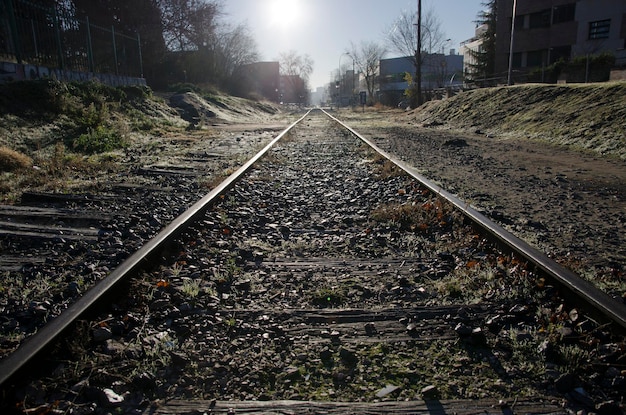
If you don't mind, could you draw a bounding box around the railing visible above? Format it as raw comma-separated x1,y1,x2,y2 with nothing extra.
0,0,142,78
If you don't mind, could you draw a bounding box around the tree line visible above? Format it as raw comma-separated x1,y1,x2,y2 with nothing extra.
22,0,266,91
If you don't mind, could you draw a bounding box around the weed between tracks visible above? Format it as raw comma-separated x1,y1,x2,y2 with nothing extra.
370,153,405,179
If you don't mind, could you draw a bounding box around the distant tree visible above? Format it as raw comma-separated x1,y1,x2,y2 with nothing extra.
386,6,446,106
214,23,259,80
466,0,496,85
153,0,225,86
157,0,221,52
348,41,386,104
279,50,313,105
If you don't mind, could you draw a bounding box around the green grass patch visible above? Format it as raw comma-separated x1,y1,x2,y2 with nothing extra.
73,126,127,154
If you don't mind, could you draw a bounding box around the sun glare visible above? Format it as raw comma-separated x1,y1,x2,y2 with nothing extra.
267,0,302,29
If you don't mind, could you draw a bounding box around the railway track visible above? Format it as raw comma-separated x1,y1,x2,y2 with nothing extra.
1,109,625,414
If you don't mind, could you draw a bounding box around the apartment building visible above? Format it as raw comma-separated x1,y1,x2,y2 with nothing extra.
495,0,626,78
460,24,489,81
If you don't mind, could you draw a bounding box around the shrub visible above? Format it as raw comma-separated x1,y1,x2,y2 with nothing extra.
73,126,127,154
0,146,32,171
0,80,73,119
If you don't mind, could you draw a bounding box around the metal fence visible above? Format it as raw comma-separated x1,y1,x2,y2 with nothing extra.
0,0,143,78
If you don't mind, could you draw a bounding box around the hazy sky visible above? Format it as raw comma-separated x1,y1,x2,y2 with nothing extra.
223,0,485,90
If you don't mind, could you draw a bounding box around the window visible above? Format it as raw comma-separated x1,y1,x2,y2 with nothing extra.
514,15,525,30
553,4,575,24
529,9,551,28
589,19,611,39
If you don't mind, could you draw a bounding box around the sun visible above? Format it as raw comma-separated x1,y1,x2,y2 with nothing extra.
267,0,302,29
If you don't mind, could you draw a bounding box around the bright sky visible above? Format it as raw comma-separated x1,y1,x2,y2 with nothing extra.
222,0,485,90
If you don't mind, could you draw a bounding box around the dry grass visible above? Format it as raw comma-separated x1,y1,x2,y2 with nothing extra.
0,146,32,172
371,197,455,233
370,153,404,179
410,82,626,159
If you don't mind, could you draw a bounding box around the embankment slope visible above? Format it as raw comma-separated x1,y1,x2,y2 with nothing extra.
408,82,626,159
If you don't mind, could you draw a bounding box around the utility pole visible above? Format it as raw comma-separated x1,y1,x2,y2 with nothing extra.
416,0,422,105
507,0,517,85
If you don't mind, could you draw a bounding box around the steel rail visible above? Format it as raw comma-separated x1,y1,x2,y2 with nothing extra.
323,109,626,331
0,110,312,388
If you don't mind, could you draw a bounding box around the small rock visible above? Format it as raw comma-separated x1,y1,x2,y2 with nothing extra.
283,366,301,380
569,387,594,407
92,326,113,342
103,339,126,355
67,281,81,295
320,347,333,362
442,138,467,147
99,388,124,407
149,298,170,310
71,379,90,393
30,303,48,316
169,351,190,367
509,304,529,315
454,322,472,336
339,347,358,365
421,384,439,399
471,327,486,344
132,372,157,390
596,401,623,415
555,373,577,393
364,322,377,335
375,384,400,398
397,276,410,287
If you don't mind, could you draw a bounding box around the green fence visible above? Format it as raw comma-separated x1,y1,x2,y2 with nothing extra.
0,0,143,78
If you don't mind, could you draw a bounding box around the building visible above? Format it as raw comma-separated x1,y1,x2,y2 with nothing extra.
280,74,307,104
378,52,463,106
237,61,280,102
460,24,489,83
309,86,327,106
495,0,626,81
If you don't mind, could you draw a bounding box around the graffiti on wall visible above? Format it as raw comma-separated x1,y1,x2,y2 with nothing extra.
0,62,146,87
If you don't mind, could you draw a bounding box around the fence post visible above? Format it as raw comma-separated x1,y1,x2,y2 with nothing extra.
52,5,64,69
137,32,143,78
111,25,118,75
4,0,22,64
86,16,94,73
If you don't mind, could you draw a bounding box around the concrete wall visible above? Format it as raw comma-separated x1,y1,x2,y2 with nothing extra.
610,68,626,80
0,61,146,86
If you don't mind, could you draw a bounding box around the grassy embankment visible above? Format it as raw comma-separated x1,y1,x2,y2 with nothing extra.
411,82,626,159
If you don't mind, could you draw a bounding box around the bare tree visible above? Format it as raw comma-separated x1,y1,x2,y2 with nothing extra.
279,50,313,105
157,0,221,51
386,6,446,104
279,50,313,80
348,41,386,104
214,23,259,79
386,6,445,58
